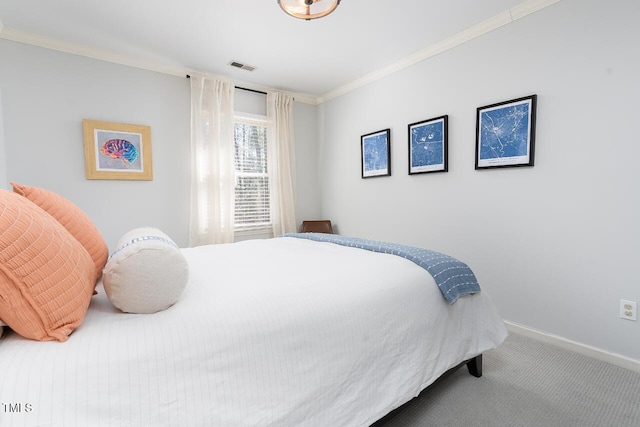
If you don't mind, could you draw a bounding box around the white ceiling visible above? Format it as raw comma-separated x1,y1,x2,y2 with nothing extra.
0,0,553,102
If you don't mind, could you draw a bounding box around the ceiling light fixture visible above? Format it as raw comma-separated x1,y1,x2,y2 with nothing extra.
278,0,341,21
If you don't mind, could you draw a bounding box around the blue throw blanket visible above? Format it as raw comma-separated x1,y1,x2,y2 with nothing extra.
283,233,480,304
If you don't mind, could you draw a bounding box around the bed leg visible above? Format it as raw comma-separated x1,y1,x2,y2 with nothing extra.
466,354,483,378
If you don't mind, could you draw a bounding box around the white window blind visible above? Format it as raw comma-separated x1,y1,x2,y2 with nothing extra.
234,116,270,230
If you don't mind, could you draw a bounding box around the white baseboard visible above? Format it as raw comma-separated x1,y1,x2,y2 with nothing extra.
504,321,640,374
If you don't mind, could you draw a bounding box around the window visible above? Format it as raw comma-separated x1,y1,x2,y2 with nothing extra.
234,115,270,230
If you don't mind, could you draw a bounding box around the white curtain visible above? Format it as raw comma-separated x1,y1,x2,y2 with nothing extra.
189,76,235,246
267,92,297,236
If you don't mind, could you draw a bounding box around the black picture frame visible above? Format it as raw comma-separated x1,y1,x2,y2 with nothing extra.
408,115,448,175
475,94,537,170
361,128,391,178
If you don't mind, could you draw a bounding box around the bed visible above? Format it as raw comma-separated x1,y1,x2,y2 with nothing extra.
0,185,507,427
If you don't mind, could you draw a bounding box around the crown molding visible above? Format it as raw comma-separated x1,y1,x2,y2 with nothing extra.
316,0,562,104
0,0,561,106
0,27,318,105
0,27,192,77
511,0,561,20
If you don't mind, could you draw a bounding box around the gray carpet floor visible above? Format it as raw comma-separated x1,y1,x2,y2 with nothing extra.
375,332,640,427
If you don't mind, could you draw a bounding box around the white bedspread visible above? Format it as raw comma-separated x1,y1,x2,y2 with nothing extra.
0,237,507,427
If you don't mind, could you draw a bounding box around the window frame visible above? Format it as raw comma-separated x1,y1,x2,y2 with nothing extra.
233,112,272,236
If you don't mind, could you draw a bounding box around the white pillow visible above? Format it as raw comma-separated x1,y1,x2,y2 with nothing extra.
103,228,189,314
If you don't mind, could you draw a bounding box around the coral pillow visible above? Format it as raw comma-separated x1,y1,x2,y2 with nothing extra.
11,182,108,280
103,227,188,314
0,190,96,341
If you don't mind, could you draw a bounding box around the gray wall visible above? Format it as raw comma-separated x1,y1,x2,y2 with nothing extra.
0,40,191,249
292,100,321,222
0,40,321,250
0,0,637,361
318,0,640,360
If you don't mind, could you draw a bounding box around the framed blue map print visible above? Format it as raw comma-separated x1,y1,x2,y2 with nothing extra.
408,115,448,175
475,95,537,169
361,128,391,178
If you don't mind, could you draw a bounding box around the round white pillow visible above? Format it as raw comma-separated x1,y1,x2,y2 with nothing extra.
103,227,189,314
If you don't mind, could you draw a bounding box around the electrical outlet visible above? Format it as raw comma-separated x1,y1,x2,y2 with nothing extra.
620,300,637,321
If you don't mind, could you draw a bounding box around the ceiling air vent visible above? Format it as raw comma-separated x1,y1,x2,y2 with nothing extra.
228,61,256,72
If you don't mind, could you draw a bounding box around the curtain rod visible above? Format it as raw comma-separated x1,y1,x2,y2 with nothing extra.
185,74,267,96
